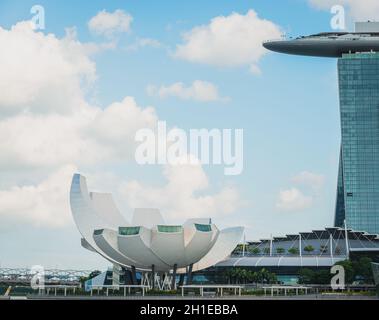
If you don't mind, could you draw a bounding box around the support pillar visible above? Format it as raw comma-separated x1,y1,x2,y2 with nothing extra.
344,220,350,259
131,266,137,285
178,274,185,287
121,267,127,285
187,264,193,285
125,269,133,285
151,264,155,290
172,264,177,290
270,234,273,256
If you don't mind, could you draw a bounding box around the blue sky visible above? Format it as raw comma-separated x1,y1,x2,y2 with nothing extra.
0,0,371,269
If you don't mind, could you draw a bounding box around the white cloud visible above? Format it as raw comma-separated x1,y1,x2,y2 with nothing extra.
0,20,241,230
309,0,379,21
276,188,313,211
126,37,162,51
0,97,157,169
88,9,133,37
147,80,227,102
0,20,158,227
120,158,241,222
292,171,325,191
86,97,158,160
0,21,96,116
174,10,282,73
0,165,77,228
0,20,157,170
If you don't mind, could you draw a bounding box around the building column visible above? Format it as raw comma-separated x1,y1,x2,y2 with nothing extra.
125,269,133,285
344,220,350,259
178,274,185,287
151,264,155,290
187,264,193,285
120,267,127,285
172,264,177,290
270,234,273,256
131,266,137,285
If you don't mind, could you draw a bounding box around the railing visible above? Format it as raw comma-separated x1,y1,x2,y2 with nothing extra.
231,252,348,258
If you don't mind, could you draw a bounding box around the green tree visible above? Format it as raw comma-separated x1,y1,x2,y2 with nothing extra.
80,270,101,286
303,245,315,254
313,270,331,284
276,247,285,255
352,257,374,283
334,260,354,284
224,269,234,284
298,269,315,284
255,268,277,285
288,247,299,255
298,269,331,285
250,247,261,255
263,247,270,255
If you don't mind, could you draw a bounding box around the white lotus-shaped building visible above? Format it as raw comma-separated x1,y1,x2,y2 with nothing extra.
70,173,244,276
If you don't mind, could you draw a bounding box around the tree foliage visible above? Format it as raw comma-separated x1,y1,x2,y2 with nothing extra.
288,247,299,255
299,257,374,285
224,268,277,285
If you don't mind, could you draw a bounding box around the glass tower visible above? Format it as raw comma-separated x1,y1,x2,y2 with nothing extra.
335,52,379,234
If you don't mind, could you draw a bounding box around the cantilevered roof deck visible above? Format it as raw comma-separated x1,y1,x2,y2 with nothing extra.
263,34,379,58
217,256,346,268
263,23,379,58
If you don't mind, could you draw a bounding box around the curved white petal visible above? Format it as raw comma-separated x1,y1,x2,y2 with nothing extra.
192,227,244,272
71,174,243,273
117,226,170,271
184,224,219,266
70,174,119,265
81,238,97,253
93,229,149,270
150,227,186,267
90,192,129,228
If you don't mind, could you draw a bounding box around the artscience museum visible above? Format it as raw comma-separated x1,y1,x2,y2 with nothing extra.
69,174,244,289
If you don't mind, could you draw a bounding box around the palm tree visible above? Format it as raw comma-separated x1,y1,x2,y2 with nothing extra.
224,269,234,284
240,269,249,284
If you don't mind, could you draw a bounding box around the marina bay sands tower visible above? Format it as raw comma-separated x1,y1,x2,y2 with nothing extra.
264,22,379,235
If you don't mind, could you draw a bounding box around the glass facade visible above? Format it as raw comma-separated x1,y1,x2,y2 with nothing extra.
119,226,141,236
195,224,212,232
335,52,379,234
373,263,379,286
157,225,183,233
334,148,346,227
93,229,104,236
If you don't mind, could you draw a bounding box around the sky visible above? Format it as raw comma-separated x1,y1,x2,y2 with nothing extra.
0,0,377,270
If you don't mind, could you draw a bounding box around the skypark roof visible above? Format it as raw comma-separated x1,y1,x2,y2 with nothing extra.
263,34,379,58
263,22,379,58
